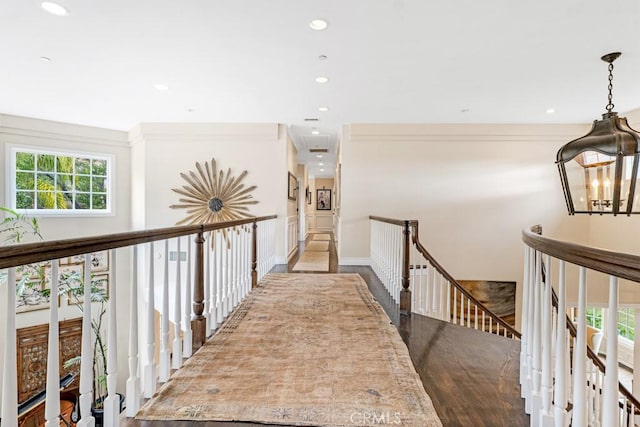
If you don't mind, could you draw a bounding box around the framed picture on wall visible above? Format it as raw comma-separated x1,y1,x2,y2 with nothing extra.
288,172,297,200
316,189,331,210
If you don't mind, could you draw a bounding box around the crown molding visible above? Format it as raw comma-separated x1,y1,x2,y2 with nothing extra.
0,114,128,147
130,123,280,145
347,123,592,144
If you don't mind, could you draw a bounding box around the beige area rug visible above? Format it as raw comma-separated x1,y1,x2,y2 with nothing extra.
137,273,442,426
305,240,329,252
313,233,331,241
292,250,329,272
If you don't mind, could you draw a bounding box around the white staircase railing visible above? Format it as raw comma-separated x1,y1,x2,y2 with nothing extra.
369,215,520,339
0,215,277,427
521,225,640,427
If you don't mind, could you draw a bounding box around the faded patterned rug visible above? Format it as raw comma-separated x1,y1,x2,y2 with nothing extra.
292,250,330,272
312,233,331,241
137,273,442,426
305,240,330,252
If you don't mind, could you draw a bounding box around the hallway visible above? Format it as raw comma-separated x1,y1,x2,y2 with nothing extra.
123,233,527,426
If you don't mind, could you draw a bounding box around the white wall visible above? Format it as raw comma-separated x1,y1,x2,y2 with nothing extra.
0,114,131,413
129,122,289,262
340,123,592,328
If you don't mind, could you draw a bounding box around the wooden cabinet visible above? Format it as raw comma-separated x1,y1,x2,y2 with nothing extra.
17,318,82,403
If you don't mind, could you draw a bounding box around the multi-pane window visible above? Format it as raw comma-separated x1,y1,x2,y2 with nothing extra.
10,148,111,213
586,307,603,330
617,308,635,341
584,307,635,341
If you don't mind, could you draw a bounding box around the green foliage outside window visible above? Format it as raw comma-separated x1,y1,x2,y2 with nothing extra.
14,150,109,211
585,307,635,341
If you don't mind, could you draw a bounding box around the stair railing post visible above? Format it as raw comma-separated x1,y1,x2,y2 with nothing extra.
251,219,258,289
399,220,412,315
191,228,206,352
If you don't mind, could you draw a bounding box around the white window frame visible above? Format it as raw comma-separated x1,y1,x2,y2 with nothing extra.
6,145,115,216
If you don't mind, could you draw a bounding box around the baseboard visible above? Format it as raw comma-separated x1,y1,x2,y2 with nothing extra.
338,257,371,266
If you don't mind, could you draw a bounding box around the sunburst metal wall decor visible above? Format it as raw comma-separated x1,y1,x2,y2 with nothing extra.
169,158,258,244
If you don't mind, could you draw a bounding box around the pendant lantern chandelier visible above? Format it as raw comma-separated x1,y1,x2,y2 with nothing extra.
556,52,640,215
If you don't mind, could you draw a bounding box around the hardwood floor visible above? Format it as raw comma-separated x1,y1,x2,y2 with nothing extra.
122,233,528,426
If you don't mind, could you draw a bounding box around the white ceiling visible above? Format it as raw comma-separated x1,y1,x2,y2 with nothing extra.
2,1,640,178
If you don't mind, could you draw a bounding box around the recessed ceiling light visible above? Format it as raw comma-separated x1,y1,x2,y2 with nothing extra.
316,154,323,158
318,55,328,61
41,2,68,16
39,56,51,62
311,130,320,135
318,163,324,166
309,19,328,31
154,84,169,91
460,108,470,113
315,76,329,83
318,107,329,112
320,168,325,172
546,108,555,114
187,108,194,113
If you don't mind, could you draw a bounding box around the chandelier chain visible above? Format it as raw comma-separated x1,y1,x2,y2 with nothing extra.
606,62,615,112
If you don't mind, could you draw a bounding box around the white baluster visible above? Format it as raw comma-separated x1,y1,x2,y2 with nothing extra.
159,240,170,382
222,235,228,318
474,305,478,330
410,245,416,313
2,268,18,426
440,274,447,321
172,238,183,369
521,246,530,389
531,251,542,423
77,254,95,427
452,288,457,324
183,237,193,359
424,259,432,317
572,267,588,426
216,231,223,325
244,226,250,297
634,308,640,426
233,229,238,308
209,234,218,332
45,260,61,427
104,249,119,427
204,239,211,337
482,311,486,332
540,254,553,426
553,261,567,427
524,248,535,407
126,246,141,416
143,242,157,398
602,276,619,427
445,279,451,323
231,229,237,308
594,368,602,426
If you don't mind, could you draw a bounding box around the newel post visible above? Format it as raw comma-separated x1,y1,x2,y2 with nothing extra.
399,220,412,315
251,220,258,289
191,228,206,352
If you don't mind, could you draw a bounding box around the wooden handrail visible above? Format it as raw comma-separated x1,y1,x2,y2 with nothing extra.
522,226,640,283
369,215,418,228
410,222,521,338
0,215,277,269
